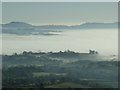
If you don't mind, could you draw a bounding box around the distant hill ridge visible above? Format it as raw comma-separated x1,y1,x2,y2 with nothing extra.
2,21,118,35
2,21,118,29
3,21,33,27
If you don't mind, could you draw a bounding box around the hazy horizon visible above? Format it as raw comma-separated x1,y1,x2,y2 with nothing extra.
1,21,118,26
2,2,118,55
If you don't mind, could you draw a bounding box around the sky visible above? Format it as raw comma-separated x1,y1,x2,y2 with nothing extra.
2,2,118,25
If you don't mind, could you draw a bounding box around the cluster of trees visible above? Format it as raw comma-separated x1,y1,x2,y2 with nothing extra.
12,50,80,56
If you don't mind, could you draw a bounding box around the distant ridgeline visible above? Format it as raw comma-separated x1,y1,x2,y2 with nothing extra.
2,21,118,35
12,50,99,61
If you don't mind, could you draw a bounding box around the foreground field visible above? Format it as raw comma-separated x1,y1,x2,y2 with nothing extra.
46,82,91,88
2,52,118,88
33,72,67,77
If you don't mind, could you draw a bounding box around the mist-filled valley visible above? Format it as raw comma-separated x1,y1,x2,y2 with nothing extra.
1,2,119,89
1,22,118,88
1,24,118,55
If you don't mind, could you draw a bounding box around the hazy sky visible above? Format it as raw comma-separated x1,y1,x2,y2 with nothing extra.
2,2,118,25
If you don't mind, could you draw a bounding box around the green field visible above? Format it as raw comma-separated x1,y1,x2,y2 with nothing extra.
46,82,91,88
33,72,67,77
80,78,104,81
80,78,118,88
36,64,44,67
